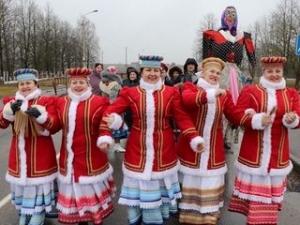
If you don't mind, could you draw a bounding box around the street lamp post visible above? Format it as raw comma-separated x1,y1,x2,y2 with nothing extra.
82,10,98,67
125,46,128,66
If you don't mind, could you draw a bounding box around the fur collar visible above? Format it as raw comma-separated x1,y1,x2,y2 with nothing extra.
259,76,286,90
140,78,163,91
15,88,41,101
67,88,92,102
219,29,244,43
197,77,219,90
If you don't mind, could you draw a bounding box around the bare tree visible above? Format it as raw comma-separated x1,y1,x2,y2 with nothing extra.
0,0,14,76
192,13,217,62
84,21,100,68
57,21,75,71
79,17,100,68
254,0,300,86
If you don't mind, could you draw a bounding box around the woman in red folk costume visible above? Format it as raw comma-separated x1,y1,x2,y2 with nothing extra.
228,57,300,225
177,57,236,225
101,55,204,225
0,68,60,225
203,6,256,150
55,68,116,225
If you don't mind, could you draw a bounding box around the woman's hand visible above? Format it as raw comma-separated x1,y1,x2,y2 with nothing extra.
262,114,272,126
99,143,109,151
195,143,205,153
25,107,41,118
245,109,256,117
10,100,22,115
215,89,226,97
103,115,115,126
285,112,297,124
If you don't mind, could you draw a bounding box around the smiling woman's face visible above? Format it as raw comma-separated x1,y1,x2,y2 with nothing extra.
69,78,89,95
202,66,222,85
141,67,161,84
262,66,283,83
18,80,37,97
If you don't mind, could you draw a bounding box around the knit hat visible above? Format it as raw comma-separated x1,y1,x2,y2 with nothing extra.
160,62,168,72
140,55,163,68
101,71,122,85
107,66,118,74
202,57,225,72
260,56,287,68
66,68,92,78
14,68,38,81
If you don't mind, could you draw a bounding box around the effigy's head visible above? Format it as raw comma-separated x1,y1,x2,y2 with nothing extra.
221,6,238,31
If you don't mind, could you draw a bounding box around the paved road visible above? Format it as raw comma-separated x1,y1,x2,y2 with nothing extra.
0,130,300,224
289,129,300,172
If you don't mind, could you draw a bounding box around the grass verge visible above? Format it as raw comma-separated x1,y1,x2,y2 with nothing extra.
0,79,54,98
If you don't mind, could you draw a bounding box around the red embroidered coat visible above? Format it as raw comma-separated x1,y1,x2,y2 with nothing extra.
177,82,236,176
0,94,60,185
234,82,300,176
102,85,202,181
56,93,113,183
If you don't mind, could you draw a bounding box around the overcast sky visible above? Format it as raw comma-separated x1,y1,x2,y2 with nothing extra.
36,0,282,65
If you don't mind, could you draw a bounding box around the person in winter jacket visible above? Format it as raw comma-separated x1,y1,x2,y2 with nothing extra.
88,62,103,95
177,57,236,225
100,55,204,225
173,58,198,88
228,57,300,225
122,67,140,130
55,68,116,225
160,62,173,86
0,68,60,225
100,66,128,152
168,66,183,84
122,67,140,87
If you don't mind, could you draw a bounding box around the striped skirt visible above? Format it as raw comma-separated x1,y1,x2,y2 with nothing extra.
178,173,225,225
118,173,181,225
229,170,287,225
57,175,116,224
10,181,56,225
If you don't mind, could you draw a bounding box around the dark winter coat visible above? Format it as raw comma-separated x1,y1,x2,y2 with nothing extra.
122,69,140,129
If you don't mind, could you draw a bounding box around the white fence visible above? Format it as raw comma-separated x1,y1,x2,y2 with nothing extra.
0,71,64,84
